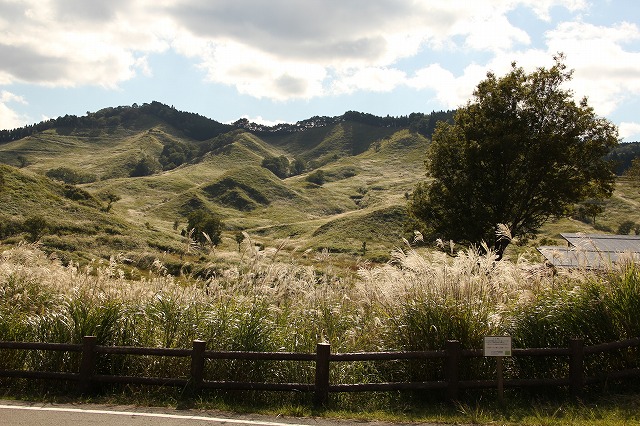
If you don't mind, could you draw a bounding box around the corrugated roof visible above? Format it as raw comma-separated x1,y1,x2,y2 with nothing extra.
537,234,640,269
537,245,639,269
561,233,640,253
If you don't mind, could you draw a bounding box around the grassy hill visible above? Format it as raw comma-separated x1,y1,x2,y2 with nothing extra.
0,164,163,264
1,102,639,270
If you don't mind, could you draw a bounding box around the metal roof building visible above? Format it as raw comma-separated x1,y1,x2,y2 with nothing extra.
538,233,640,269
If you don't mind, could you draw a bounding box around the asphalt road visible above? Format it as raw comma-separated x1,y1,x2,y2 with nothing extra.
0,400,442,426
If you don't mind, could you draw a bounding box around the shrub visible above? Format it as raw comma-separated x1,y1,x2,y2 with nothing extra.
261,155,289,178
17,155,28,168
290,158,306,175
0,216,21,239
130,156,161,177
159,140,197,170
617,220,636,235
306,169,326,185
63,184,96,203
22,215,48,242
46,167,97,184
187,209,224,246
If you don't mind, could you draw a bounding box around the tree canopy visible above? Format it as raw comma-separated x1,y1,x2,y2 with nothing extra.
130,156,160,177
409,55,618,259
261,155,290,179
187,209,223,246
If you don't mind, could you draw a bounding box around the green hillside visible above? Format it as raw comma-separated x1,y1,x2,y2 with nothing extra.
262,120,399,166
1,102,638,268
0,164,163,264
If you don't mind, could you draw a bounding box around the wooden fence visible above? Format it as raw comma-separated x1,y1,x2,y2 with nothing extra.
0,336,639,406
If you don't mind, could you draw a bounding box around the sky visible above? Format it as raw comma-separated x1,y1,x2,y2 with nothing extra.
1,0,639,141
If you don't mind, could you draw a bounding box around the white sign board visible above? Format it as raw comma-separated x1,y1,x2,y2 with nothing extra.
484,336,512,357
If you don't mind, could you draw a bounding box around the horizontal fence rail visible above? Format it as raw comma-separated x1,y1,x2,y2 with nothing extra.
0,336,639,406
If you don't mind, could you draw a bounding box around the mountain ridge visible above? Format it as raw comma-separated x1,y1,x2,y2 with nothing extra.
0,101,451,145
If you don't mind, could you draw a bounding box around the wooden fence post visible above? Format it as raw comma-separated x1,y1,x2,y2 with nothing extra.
569,338,584,398
314,342,331,407
79,336,97,394
446,340,461,401
189,340,206,396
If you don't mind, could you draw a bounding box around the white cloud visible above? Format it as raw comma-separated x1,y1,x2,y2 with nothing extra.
0,103,25,130
331,67,406,95
524,0,587,21
1,90,27,104
619,122,640,142
404,17,640,119
545,21,640,115
176,37,328,100
167,0,427,65
462,14,531,52
0,91,29,129
0,0,168,87
163,0,596,101
408,62,492,109
236,115,289,126
0,0,564,95
0,0,636,123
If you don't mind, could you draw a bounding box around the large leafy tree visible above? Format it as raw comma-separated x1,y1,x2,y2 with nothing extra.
409,55,618,259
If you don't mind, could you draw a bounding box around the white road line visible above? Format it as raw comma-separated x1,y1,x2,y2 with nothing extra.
0,404,306,426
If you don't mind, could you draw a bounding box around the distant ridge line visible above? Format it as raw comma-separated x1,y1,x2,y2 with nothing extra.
0,101,454,143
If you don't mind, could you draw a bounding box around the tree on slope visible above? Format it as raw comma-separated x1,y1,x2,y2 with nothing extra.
187,209,223,246
409,55,618,259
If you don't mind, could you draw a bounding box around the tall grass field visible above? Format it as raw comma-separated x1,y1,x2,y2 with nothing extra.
1,236,639,411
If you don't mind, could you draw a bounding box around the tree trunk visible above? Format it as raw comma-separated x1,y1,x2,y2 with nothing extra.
494,239,510,261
